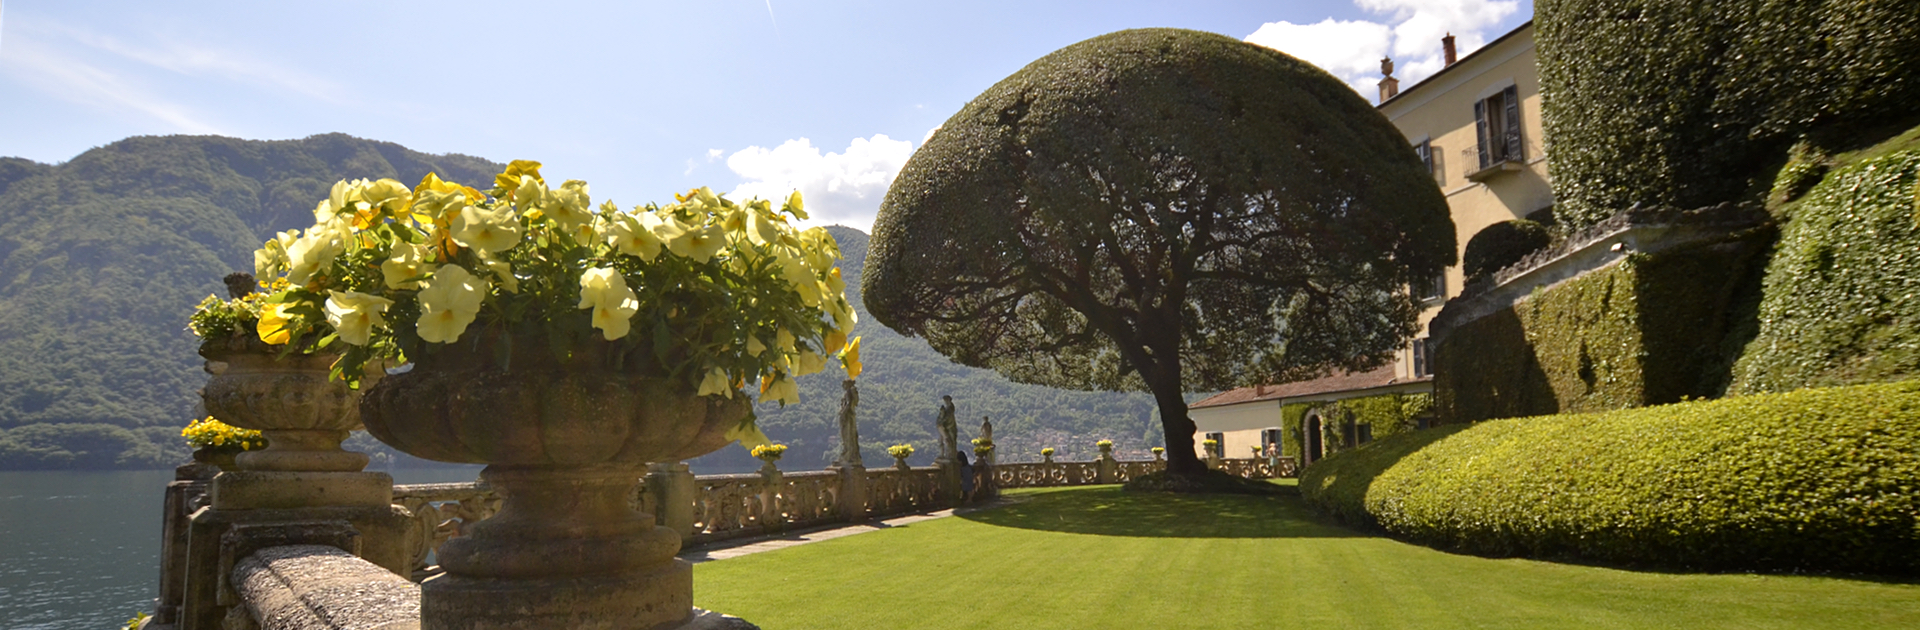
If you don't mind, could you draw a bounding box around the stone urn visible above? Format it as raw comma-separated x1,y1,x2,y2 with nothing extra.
189,446,241,472
360,332,749,630
892,454,911,470
199,337,368,472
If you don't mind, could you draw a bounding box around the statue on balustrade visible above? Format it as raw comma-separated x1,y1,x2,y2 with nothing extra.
834,379,863,467
936,395,959,465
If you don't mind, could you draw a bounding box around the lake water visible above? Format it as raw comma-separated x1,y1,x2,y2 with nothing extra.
0,467,483,630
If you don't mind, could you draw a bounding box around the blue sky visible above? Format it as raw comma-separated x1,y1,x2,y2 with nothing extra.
0,0,1529,232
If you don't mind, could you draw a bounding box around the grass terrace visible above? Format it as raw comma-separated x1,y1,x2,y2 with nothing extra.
695,483,1920,629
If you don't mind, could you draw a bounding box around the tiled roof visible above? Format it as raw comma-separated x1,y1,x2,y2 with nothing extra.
1188,365,1427,409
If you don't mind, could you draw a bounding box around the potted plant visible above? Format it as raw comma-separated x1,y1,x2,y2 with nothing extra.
752,443,788,474
1095,439,1114,457
1040,447,1055,464
1202,439,1221,458
223,165,863,629
887,444,915,470
180,416,268,471
1151,446,1165,462
971,437,995,457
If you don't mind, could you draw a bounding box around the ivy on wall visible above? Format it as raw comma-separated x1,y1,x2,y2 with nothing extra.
1729,143,1920,393
1281,393,1434,459
1433,228,1772,423
1536,0,1920,228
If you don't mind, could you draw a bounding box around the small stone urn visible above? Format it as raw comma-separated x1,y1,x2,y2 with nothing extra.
1041,449,1055,465
199,338,368,472
361,333,749,630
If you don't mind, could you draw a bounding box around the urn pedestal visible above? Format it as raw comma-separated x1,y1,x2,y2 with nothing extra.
182,344,409,630
361,350,749,630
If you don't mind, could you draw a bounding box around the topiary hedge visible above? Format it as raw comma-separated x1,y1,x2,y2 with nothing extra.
1729,139,1920,393
1433,225,1773,422
1462,220,1552,280
1302,380,1920,574
1536,0,1920,228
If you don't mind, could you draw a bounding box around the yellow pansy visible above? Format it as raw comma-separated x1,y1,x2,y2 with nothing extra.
828,297,858,333
416,265,485,344
494,159,544,190
512,175,546,219
840,335,863,379
284,228,343,286
746,208,784,247
324,291,393,346
254,230,298,279
359,178,413,221
824,329,847,355
745,334,767,357
775,327,796,353
607,214,664,261
381,242,432,289
577,267,639,340
546,180,594,232
679,224,727,263
783,190,807,220
482,257,518,294
257,302,294,345
697,367,733,398
451,204,522,255
796,349,826,376
759,371,800,405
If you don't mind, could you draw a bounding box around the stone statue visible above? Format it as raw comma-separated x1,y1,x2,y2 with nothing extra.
935,395,959,464
834,379,863,467
980,416,993,443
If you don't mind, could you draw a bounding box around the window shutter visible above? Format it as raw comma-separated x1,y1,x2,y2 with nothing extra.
1473,99,1491,169
1503,85,1523,162
1416,140,1433,175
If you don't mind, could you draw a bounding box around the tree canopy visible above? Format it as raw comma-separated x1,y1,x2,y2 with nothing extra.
864,28,1455,474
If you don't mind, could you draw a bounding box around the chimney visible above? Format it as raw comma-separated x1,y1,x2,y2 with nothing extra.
1256,384,1269,396
1378,56,1399,102
1443,33,1458,66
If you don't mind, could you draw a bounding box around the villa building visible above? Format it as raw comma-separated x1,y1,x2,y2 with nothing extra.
1189,22,1551,464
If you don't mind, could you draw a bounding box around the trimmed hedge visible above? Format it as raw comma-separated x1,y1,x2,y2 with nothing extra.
1730,142,1920,393
1302,380,1920,574
1462,220,1552,280
1536,0,1920,228
1434,226,1772,422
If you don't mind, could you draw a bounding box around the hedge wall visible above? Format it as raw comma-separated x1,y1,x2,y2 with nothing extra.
1729,141,1920,393
1433,226,1772,422
1280,393,1433,459
1536,0,1920,228
1301,380,1920,574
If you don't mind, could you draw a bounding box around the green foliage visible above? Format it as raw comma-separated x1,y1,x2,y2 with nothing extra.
1279,402,1308,458
1730,145,1920,393
1302,380,1920,574
0,422,180,469
1434,227,1773,422
1536,0,1920,228
865,28,1455,469
1462,220,1551,280
1336,392,1431,440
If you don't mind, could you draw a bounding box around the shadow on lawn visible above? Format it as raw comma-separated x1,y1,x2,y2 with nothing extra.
959,485,1363,538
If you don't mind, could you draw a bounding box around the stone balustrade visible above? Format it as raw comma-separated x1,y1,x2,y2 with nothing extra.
225,545,420,630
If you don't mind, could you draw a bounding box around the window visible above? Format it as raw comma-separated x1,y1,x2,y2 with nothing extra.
1412,337,1432,377
1414,273,1445,302
1204,432,1224,457
1356,423,1374,445
1261,428,1281,456
1473,85,1524,171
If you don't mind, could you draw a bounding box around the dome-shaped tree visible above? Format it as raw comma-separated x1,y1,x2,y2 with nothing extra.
865,29,1455,478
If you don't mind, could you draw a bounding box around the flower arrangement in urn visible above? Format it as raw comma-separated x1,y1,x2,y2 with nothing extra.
181,417,266,469
752,443,788,463
1095,439,1114,455
1040,447,1055,464
190,162,867,629
1151,446,1165,461
887,444,915,469
1202,439,1220,458
971,437,995,457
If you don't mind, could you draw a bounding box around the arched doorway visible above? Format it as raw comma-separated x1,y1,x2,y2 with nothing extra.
1304,412,1323,466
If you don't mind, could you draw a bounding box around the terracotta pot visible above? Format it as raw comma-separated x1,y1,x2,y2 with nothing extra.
199,338,368,472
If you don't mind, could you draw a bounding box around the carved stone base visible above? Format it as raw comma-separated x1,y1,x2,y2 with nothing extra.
422,559,693,630
180,504,411,630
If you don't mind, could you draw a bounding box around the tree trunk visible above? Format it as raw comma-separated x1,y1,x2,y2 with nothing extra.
1155,383,1205,475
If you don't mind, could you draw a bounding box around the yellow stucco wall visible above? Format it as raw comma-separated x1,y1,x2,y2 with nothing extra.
1381,24,1550,379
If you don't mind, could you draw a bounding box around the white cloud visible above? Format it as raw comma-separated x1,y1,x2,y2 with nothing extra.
0,29,222,133
1245,0,1520,102
727,134,916,234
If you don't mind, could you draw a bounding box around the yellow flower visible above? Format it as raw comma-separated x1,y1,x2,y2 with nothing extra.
381,242,432,289
679,224,728,263
747,208,784,247
360,178,413,219
759,371,800,404
284,228,343,286
494,159,544,191
824,329,847,355
698,367,733,398
783,190,808,220
546,179,594,232
840,336,863,379
324,291,393,346
257,302,294,345
745,334,767,357
577,267,639,340
254,230,298,279
827,296,858,333
416,265,485,344
796,349,826,376
481,257,519,293
607,214,665,261
451,204,522,255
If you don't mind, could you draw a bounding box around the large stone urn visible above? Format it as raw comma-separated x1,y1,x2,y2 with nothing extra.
200,341,369,473
361,333,750,630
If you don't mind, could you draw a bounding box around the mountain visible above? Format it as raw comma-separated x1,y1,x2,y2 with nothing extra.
0,134,1162,470
0,134,501,468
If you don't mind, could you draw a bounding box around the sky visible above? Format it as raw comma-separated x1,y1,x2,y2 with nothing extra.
0,0,1529,233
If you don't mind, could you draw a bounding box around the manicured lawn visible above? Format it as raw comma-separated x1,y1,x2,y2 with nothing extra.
694,484,1920,629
